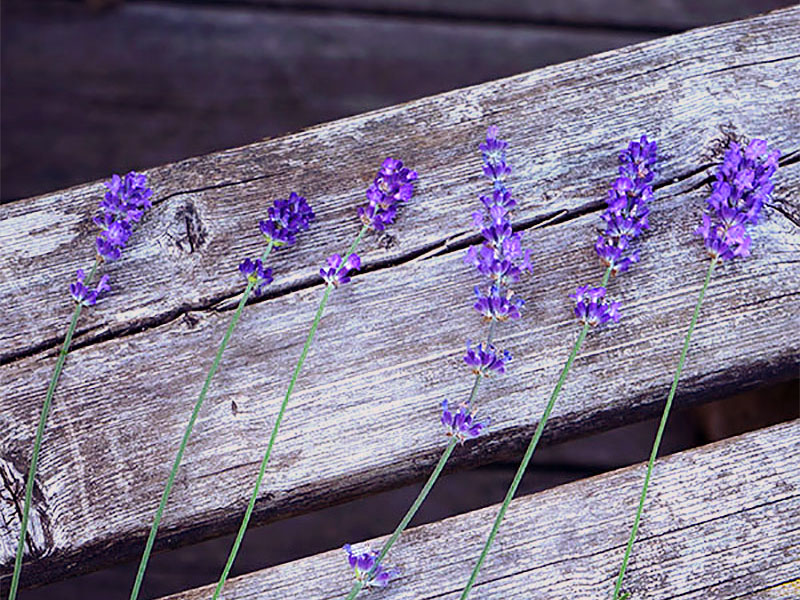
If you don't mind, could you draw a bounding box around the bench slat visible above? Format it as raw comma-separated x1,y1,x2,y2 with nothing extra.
1,6,798,588
162,419,800,599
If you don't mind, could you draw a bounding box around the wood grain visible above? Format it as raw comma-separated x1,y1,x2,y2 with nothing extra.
161,419,800,600
1,5,799,589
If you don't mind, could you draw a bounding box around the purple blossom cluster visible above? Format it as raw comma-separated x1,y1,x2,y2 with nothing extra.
695,139,779,261
440,400,490,442
238,258,274,295
69,269,110,307
343,545,398,588
464,341,512,377
320,253,361,287
358,158,418,231
94,172,153,261
595,136,657,275
467,127,532,322
259,192,315,247
570,286,621,327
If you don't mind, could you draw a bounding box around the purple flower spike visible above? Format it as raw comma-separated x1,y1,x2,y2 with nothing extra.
239,258,274,295
570,285,621,327
94,171,152,261
320,253,361,287
474,285,524,322
358,158,418,231
259,192,315,247
463,341,512,377
596,136,657,275
343,544,399,588
441,400,490,442
69,269,110,306
695,139,779,262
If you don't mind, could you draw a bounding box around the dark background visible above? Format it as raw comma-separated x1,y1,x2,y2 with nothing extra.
2,1,798,598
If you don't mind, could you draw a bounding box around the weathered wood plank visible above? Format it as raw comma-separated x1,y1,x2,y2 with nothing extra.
1,6,799,588
161,419,800,600
0,1,652,201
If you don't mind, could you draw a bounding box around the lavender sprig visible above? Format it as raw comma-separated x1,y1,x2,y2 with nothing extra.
342,127,526,600
10,172,152,600
611,138,778,600
128,193,313,600
460,137,657,599
210,159,417,600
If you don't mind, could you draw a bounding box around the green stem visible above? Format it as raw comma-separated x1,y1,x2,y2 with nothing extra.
8,259,99,600
211,225,369,600
128,242,274,600
611,259,715,600
344,321,498,600
459,266,612,599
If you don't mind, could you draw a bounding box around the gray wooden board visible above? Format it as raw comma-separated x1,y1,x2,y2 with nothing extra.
161,419,800,600
1,5,800,588
1,1,652,201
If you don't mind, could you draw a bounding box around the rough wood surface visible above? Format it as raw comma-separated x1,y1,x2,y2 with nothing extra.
161,419,800,600
1,6,799,589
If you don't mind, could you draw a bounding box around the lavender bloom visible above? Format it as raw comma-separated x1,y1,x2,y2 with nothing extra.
464,341,512,377
239,258,274,295
358,158,418,231
343,545,398,588
570,285,621,327
259,192,315,247
695,139,779,261
69,269,110,306
474,285,524,322
441,400,490,442
468,127,532,321
596,136,657,275
94,171,152,261
320,253,361,287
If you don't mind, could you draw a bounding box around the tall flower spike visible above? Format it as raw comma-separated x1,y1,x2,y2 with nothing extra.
695,139,778,261
259,192,315,247
343,545,399,588
596,136,657,275
611,138,778,600
358,158,418,231
94,171,153,261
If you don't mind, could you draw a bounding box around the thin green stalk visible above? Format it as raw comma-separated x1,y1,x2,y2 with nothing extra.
8,259,99,600
343,321,498,600
459,266,612,599
211,225,369,600
612,259,716,600
129,242,274,600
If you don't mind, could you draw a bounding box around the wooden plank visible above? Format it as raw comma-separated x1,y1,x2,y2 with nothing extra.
235,0,797,30
1,6,799,588
0,1,651,201
162,419,800,600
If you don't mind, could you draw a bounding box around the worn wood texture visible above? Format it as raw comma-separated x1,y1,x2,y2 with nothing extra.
1,6,799,589
0,1,652,201
161,419,800,600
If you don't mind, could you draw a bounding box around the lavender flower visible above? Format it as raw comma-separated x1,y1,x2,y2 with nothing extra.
695,139,779,261
259,192,315,247
358,158,418,231
570,285,621,327
441,400,490,442
595,136,657,275
69,269,110,306
343,545,398,588
320,253,361,287
464,341,512,377
94,171,152,261
239,258,274,295
467,127,532,322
